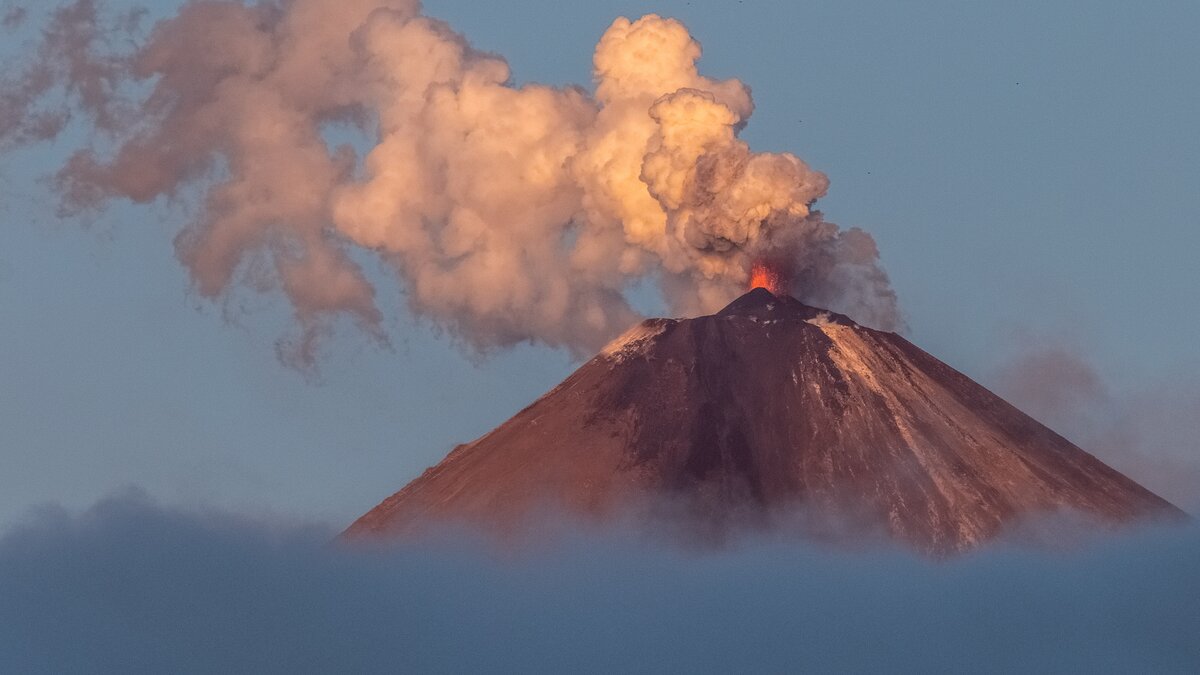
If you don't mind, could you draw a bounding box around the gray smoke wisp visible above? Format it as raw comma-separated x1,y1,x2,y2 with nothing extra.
993,343,1200,513
2,1,900,363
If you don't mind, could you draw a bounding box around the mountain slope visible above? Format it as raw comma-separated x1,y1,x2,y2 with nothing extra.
344,289,1182,552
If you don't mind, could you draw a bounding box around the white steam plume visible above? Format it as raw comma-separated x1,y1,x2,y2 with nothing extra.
4,1,901,363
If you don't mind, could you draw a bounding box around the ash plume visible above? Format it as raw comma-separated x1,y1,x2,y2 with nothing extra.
2,1,901,362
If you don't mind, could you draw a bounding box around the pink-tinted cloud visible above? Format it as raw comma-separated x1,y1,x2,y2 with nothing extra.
2,1,900,364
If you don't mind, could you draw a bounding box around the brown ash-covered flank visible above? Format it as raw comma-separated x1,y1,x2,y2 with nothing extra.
344,288,1182,554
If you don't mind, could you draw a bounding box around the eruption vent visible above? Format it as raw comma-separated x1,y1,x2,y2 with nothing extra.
749,259,788,295
2,2,901,362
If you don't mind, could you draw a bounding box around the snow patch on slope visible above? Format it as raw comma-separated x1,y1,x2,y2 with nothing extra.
601,319,673,362
814,322,990,548
805,312,834,327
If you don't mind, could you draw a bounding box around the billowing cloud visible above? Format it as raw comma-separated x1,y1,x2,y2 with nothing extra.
1,492,1197,673
2,1,900,363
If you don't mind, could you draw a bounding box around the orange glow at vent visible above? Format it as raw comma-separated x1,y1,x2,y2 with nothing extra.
749,260,785,294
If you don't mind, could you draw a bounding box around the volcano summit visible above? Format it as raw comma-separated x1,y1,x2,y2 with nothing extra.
346,289,1181,553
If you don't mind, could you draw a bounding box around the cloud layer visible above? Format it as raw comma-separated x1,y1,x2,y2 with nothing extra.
2,1,899,362
2,492,1198,674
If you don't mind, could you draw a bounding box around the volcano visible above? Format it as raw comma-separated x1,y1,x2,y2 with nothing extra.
345,289,1182,552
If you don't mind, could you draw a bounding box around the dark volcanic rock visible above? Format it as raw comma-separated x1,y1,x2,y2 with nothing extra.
344,289,1183,553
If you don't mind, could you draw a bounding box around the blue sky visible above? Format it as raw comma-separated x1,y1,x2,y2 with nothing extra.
1,0,1198,529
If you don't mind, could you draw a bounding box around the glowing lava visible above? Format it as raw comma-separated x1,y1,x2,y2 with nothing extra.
749,260,785,294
